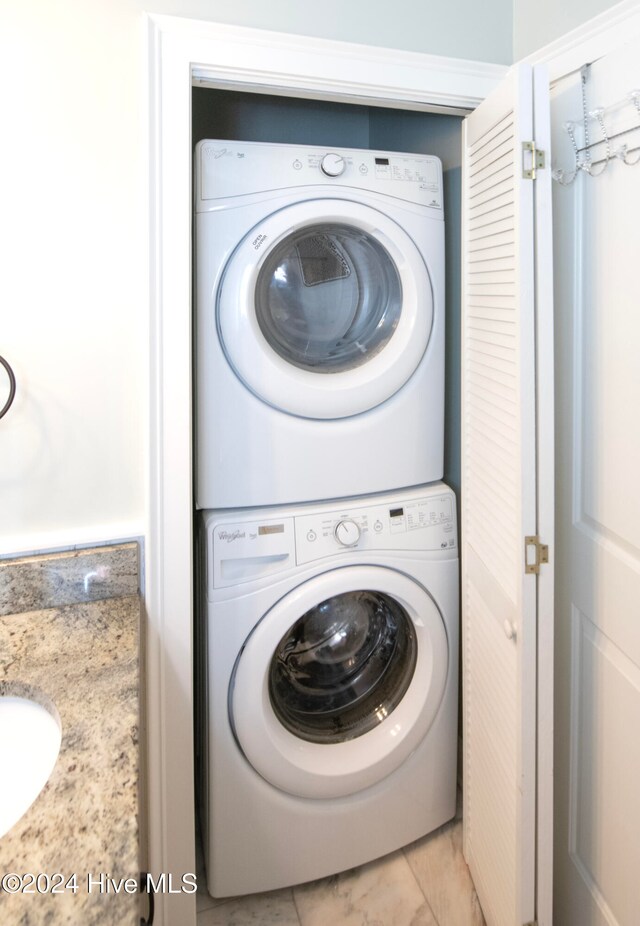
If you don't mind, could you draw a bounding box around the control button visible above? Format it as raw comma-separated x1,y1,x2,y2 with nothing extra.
306,530,317,542
373,520,383,533
293,159,303,170
321,153,346,177
359,163,369,174
334,519,361,547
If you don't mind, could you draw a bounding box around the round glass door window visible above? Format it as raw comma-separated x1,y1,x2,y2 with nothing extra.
230,564,447,798
217,199,433,419
255,224,402,374
269,590,417,744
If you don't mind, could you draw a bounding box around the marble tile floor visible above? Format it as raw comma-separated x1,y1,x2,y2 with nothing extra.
195,805,485,926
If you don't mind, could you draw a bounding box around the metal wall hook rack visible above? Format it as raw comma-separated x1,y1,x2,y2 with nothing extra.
552,65,640,184
0,355,17,421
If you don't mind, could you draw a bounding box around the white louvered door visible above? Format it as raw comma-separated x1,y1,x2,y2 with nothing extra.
461,64,554,926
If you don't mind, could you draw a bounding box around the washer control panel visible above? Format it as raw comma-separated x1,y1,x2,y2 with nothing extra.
294,492,456,565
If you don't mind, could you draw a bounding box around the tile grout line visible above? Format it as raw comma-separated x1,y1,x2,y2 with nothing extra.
401,846,441,926
290,885,304,926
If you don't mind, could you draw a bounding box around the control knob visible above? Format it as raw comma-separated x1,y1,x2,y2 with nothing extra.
334,519,361,547
321,153,346,177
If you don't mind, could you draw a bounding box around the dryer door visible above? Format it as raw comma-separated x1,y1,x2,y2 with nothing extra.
217,199,434,419
230,565,448,799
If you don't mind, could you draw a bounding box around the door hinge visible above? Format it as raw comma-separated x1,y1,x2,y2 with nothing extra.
525,536,549,574
522,141,545,179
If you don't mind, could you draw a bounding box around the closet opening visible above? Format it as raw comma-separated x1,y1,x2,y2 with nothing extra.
191,83,471,921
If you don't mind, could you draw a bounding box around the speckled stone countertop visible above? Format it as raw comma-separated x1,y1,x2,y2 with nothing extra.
0,596,139,925
0,543,139,617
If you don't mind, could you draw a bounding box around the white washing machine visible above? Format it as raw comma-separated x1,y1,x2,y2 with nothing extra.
195,140,445,509
198,483,458,898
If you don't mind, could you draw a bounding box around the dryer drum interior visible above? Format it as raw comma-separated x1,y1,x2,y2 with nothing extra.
254,223,403,374
269,590,418,744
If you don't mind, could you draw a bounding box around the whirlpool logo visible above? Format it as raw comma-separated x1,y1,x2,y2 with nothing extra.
218,530,245,543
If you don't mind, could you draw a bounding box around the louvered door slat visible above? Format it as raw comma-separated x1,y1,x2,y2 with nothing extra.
467,332,518,362
468,238,515,257
470,159,513,193
468,315,517,337
468,302,516,315
468,212,515,238
468,187,515,219
468,356,518,388
468,366,518,409
467,387,518,428
469,113,514,157
468,256,515,273
469,143,515,182
468,269,516,285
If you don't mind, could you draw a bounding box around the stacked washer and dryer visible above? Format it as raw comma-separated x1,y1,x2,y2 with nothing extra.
195,140,458,898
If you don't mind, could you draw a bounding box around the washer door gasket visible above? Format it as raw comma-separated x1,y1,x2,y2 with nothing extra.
230,566,448,799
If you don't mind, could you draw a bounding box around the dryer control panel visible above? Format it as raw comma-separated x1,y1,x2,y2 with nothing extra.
294,492,456,565
196,140,443,211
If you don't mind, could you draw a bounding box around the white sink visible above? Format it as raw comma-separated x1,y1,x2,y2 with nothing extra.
0,695,62,839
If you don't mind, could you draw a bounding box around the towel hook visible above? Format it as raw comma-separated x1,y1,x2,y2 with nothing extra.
618,90,640,165
0,355,17,421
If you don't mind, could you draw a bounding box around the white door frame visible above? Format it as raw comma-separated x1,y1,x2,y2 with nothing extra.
145,14,506,925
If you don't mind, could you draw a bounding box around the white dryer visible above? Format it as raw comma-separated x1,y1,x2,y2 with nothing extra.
198,483,458,898
195,140,445,509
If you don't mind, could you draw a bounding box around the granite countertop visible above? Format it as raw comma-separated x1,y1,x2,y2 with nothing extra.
0,595,139,925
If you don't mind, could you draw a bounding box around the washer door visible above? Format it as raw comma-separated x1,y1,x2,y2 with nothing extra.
217,199,433,419
230,566,448,799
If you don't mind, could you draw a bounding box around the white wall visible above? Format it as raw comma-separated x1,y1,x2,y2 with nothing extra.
513,0,620,59
0,0,510,556
2,1,149,553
